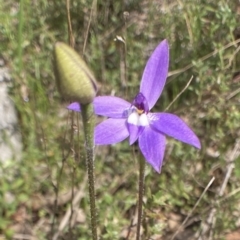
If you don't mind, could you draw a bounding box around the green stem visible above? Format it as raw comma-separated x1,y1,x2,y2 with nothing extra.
81,103,98,240
136,154,146,240
17,0,24,73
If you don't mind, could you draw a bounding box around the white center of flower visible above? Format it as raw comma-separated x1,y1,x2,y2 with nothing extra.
127,111,149,126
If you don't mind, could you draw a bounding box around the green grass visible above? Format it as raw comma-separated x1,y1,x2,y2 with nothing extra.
0,0,240,239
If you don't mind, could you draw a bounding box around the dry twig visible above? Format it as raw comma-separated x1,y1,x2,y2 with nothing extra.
53,175,87,240
171,177,215,240
165,76,193,111
196,140,240,240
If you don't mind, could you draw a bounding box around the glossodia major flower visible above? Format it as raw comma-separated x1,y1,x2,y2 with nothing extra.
68,40,201,172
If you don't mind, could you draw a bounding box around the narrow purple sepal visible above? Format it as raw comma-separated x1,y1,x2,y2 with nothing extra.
138,126,166,173
140,40,169,110
127,123,144,145
68,102,81,112
93,96,131,118
95,118,129,145
149,113,201,149
67,96,131,118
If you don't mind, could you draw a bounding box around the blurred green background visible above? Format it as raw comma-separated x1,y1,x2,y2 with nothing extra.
0,0,240,239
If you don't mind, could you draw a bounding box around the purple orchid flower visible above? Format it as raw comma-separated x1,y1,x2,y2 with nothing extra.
68,40,201,172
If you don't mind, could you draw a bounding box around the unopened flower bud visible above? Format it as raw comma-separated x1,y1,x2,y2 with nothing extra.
53,42,97,104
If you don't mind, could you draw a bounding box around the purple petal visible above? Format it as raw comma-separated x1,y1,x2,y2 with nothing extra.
127,123,144,145
93,96,131,118
68,102,81,111
138,126,166,173
149,113,201,149
95,118,129,145
140,40,169,110
67,96,131,118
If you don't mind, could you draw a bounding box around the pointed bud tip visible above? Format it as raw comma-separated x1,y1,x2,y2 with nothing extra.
53,42,97,104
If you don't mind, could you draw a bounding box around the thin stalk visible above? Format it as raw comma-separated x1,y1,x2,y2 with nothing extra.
65,0,75,47
17,0,24,73
136,155,146,240
81,103,98,240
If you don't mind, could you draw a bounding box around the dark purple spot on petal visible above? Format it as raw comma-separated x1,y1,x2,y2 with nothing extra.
132,92,149,113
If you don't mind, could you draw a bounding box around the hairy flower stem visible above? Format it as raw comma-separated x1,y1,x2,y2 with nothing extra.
81,103,98,240
136,154,146,240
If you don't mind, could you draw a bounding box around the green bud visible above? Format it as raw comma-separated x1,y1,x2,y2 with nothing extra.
53,42,97,104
